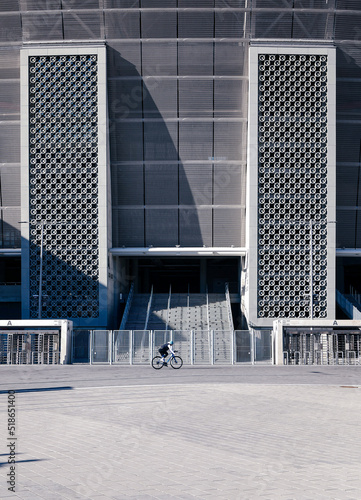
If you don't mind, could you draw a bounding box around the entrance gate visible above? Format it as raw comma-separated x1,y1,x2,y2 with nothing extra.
283,329,361,365
0,330,60,364
273,319,361,365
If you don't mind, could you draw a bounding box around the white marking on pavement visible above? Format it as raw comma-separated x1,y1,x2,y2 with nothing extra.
74,383,197,390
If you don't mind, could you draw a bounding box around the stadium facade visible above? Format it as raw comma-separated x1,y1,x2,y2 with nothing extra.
1,1,361,334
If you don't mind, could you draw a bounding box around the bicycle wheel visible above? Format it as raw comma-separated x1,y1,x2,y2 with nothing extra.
152,356,164,370
170,355,183,369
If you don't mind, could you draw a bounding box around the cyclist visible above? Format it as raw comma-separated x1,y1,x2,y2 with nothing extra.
158,340,174,366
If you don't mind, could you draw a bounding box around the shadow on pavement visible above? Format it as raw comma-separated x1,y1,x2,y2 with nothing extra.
0,386,73,394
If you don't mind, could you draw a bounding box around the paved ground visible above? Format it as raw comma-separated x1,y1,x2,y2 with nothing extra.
1,365,361,499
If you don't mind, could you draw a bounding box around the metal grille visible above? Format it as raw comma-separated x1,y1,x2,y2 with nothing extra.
179,122,213,161
0,13,21,42
113,330,130,364
0,46,19,250
112,164,144,206
28,54,99,319
283,330,361,365
0,333,9,363
0,80,20,121
179,79,213,117
112,208,144,247
213,330,232,364
179,164,212,205
0,123,20,163
143,77,177,117
141,10,177,38
179,208,212,247
141,41,177,76
91,329,272,365
110,121,143,162
0,208,21,247
1,166,20,206
91,330,109,363
213,208,244,246
214,122,247,161
1,1,361,255
63,12,102,40
257,53,328,319
145,165,178,205
1,331,60,365
105,15,248,248
145,208,178,246
104,11,140,39
144,121,178,161
22,12,63,42
194,330,211,364
213,164,246,205
133,330,150,364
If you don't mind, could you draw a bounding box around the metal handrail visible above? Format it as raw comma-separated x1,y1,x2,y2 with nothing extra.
166,284,172,331
144,285,154,331
206,285,210,333
119,282,134,330
225,282,234,331
187,284,190,330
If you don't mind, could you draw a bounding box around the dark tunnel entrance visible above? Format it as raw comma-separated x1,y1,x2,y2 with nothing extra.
129,257,240,294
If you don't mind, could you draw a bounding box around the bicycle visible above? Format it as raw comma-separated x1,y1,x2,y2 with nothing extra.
152,350,183,370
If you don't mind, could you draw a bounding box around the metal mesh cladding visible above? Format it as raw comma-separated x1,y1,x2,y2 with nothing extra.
28,54,99,319
257,53,328,319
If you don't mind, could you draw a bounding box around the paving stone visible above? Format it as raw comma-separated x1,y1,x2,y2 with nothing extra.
1,365,361,499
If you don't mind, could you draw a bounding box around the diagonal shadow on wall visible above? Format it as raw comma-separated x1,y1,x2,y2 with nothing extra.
107,47,206,248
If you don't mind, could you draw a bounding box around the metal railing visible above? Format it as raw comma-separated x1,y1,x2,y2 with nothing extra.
225,282,234,331
144,285,153,330
73,329,361,366
72,329,273,365
119,282,134,330
206,287,210,332
166,284,172,331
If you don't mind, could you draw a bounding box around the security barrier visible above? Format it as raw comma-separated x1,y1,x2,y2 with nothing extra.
283,331,361,365
0,330,60,364
72,329,272,365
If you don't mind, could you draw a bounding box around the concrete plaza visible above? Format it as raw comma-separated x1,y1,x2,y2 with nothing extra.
1,365,361,500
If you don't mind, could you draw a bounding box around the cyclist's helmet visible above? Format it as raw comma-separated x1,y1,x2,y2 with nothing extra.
169,340,174,345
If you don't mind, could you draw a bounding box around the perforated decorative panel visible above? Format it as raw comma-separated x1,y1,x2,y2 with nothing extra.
28,54,100,319
257,53,328,319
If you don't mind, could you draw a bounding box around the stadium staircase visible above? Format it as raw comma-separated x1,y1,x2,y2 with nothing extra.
121,293,149,330
121,285,234,332
336,289,361,320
